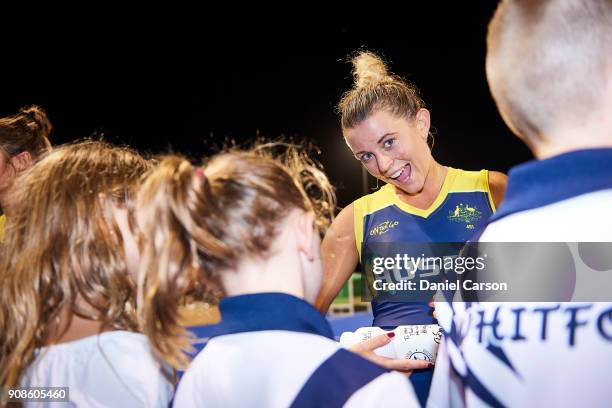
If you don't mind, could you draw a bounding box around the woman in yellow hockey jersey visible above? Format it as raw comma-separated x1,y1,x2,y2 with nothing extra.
315,51,507,406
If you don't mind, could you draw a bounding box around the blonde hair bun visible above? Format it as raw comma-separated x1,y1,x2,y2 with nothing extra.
352,51,390,88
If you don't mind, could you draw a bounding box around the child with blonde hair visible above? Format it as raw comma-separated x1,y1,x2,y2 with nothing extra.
135,146,421,407
0,140,173,407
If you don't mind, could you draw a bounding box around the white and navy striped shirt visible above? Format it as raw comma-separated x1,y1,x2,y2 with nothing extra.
173,293,419,407
429,149,612,408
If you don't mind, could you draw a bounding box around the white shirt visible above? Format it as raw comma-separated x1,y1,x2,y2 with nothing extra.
429,149,612,408
175,330,417,408
22,331,174,408
173,293,419,408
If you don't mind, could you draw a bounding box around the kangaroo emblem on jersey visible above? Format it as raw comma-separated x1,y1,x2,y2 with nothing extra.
369,220,399,236
448,203,482,229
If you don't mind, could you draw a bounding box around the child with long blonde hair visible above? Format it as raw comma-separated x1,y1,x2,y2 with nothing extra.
135,146,421,407
0,140,173,407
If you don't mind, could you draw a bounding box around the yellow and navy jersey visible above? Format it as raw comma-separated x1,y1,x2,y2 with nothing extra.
353,167,496,327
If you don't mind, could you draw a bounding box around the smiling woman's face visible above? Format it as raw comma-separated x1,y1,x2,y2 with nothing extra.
344,108,433,195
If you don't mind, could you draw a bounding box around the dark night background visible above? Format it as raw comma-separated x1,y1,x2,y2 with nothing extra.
1,4,532,207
